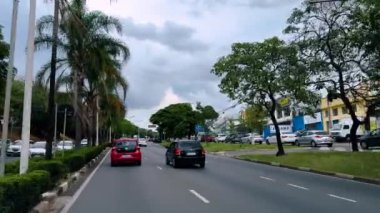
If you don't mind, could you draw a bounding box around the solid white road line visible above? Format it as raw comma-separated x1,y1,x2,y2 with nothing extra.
260,176,275,181
189,189,210,204
61,149,111,213
157,166,163,170
328,194,357,203
287,183,309,190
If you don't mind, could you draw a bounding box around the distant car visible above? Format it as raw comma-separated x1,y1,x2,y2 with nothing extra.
6,139,34,156
81,139,88,146
241,133,264,144
295,130,333,147
200,135,215,142
166,140,205,168
225,134,242,143
266,133,297,145
111,139,141,166
138,138,148,147
359,129,380,149
216,134,227,142
30,141,46,157
57,140,74,150
6,140,22,157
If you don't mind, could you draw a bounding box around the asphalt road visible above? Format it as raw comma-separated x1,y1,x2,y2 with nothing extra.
66,143,380,213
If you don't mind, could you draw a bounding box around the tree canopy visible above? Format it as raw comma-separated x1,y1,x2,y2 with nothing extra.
212,37,316,156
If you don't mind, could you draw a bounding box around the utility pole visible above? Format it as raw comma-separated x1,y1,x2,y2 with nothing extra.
96,96,99,146
20,0,37,174
0,0,19,177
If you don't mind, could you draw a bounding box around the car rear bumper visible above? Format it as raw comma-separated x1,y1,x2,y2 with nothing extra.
175,156,205,164
111,153,141,163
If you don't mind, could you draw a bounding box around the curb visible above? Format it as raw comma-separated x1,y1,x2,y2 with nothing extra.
235,157,380,185
32,148,109,213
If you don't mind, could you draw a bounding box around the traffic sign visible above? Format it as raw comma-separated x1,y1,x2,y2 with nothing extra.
195,124,204,133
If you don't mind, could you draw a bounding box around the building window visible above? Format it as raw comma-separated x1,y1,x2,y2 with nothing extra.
277,109,282,118
284,107,291,117
333,120,339,124
342,107,347,114
324,110,329,117
333,108,338,116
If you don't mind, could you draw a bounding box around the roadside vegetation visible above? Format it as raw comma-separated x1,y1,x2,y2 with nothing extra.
0,143,108,212
238,152,380,180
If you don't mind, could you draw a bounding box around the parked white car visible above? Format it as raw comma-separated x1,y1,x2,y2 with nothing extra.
266,133,297,145
295,130,333,147
216,134,227,142
6,140,22,156
81,139,88,146
241,133,264,144
30,141,46,157
57,140,74,150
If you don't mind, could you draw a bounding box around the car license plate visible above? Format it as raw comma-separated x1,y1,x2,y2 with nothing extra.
122,155,131,158
187,152,196,156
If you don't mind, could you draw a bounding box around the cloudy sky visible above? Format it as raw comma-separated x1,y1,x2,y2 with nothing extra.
0,0,302,128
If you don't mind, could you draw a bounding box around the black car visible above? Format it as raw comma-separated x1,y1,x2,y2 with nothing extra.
225,134,242,143
359,129,380,149
165,140,205,168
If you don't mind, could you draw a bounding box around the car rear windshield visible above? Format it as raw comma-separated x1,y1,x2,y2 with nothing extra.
116,141,137,149
178,142,201,149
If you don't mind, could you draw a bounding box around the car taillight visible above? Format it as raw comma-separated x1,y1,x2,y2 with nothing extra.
201,148,206,156
135,147,141,153
175,148,181,156
112,147,117,152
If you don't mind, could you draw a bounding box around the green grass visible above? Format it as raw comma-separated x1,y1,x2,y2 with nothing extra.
202,143,274,152
238,152,380,180
160,141,300,152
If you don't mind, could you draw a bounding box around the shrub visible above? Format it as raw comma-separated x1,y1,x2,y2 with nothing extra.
60,154,85,172
5,160,19,174
29,160,67,184
0,170,50,213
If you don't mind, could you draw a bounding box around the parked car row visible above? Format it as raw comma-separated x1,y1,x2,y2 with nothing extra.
4,138,89,157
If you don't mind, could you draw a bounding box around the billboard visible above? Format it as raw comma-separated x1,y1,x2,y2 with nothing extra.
269,125,292,133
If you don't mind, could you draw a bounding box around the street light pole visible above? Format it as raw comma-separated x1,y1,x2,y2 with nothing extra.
20,0,37,174
0,0,19,177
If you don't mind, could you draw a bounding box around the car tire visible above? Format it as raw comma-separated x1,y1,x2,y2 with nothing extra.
137,161,142,166
345,135,350,142
361,142,368,150
328,144,333,147
173,158,179,168
295,140,300,147
111,161,116,167
166,157,170,165
199,162,205,168
266,140,270,145
311,141,317,147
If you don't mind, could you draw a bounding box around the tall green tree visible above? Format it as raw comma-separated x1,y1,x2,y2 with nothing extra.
195,102,219,132
285,0,380,151
150,103,202,139
243,104,267,134
35,0,129,154
212,37,316,156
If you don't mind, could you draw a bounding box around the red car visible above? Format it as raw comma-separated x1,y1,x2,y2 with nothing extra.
111,138,141,166
200,135,215,142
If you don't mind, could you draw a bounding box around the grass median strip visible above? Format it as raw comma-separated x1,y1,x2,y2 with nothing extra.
237,152,380,180
161,141,301,152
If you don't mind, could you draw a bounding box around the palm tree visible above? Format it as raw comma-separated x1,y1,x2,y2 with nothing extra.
35,0,129,152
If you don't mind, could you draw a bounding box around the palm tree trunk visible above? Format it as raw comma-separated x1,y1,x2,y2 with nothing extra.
45,0,59,160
